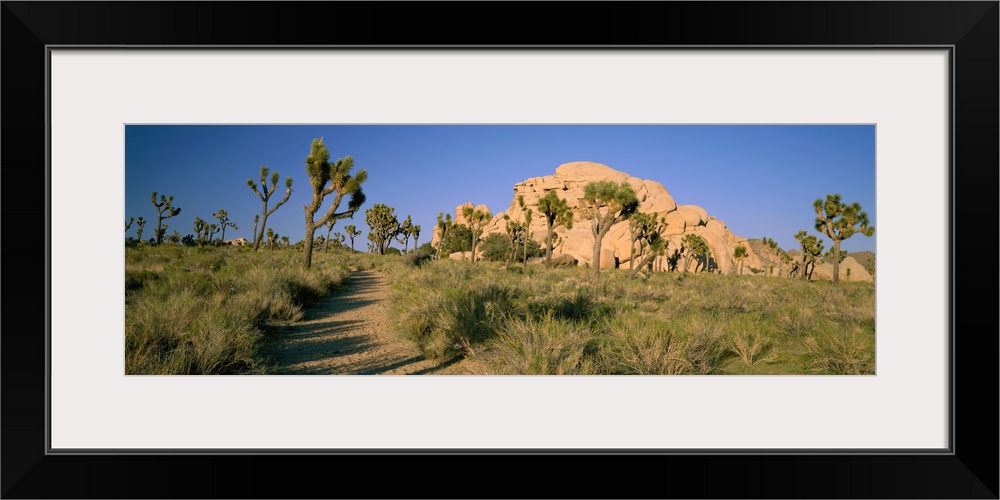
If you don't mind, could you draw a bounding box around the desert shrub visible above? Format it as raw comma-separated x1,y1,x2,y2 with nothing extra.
439,224,472,255
387,258,875,375
596,310,689,374
802,325,874,375
479,233,511,262
384,246,401,256
403,249,434,268
125,270,160,293
479,313,594,375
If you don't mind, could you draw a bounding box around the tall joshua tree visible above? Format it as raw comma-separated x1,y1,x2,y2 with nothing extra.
213,209,237,242
813,194,874,284
345,224,361,252
461,205,492,263
582,180,638,279
733,245,748,275
537,190,574,266
412,225,421,253
151,192,181,245
302,138,368,269
248,166,293,251
435,212,453,261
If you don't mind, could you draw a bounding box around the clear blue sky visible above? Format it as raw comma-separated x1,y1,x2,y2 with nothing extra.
125,125,876,253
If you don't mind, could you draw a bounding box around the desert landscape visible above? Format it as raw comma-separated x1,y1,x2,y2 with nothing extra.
125,126,876,375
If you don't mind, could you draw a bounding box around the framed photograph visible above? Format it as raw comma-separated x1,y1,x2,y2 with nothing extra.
3,2,996,498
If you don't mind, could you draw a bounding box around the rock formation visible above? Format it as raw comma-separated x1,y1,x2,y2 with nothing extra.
433,161,772,274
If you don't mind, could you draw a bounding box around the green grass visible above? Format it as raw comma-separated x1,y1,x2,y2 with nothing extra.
389,260,876,375
125,243,876,376
125,244,354,374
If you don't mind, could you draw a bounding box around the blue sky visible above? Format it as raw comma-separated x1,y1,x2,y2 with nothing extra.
125,125,876,253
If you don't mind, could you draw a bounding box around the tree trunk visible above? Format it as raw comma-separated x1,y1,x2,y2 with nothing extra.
629,252,657,278
545,224,554,266
255,207,271,251
831,239,842,284
303,225,317,268
592,230,603,280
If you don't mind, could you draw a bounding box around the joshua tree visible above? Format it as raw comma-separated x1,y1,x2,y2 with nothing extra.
266,227,278,251
795,230,825,281
461,205,492,263
582,180,638,279
628,214,669,278
628,212,661,271
281,235,290,248
813,194,874,284
365,203,401,255
208,223,220,243
151,192,181,245
193,217,207,244
125,217,135,233
503,214,526,266
435,212,453,260
332,232,345,248
667,248,683,273
396,215,414,253
252,214,260,244
168,230,181,245
345,224,361,252
302,138,367,268
247,166,293,251
733,245,748,275
412,225,421,253
135,216,147,242
682,233,710,273
213,209,237,242
537,190,574,266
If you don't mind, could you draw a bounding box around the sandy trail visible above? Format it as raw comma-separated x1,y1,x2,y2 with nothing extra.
266,270,449,375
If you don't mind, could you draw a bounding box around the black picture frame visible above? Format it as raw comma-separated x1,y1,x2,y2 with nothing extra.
3,2,997,498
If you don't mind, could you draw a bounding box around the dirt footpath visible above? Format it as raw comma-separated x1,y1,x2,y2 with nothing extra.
266,270,447,375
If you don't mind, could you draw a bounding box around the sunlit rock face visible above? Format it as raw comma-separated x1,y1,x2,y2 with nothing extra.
435,161,779,275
